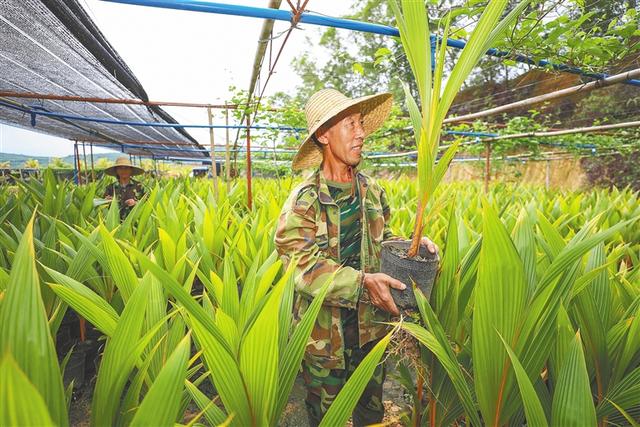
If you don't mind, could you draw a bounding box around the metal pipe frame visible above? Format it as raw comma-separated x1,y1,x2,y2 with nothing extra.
0,100,302,131
101,0,640,87
0,90,269,110
0,100,500,138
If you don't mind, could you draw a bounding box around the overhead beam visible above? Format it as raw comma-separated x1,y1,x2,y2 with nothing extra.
0,91,254,109
445,68,640,124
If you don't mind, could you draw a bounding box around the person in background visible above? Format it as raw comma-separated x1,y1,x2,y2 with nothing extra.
103,156,145,219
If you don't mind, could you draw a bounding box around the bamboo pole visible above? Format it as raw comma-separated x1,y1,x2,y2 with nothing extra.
75,142,83,185
82,142,89,184
73,142,79,185
90,143,95,182
486,120,640,141
225,107,231,190
207,107,219,198
484,142,491,193
246,115,253,210
445,68,640,124
545,160,550,189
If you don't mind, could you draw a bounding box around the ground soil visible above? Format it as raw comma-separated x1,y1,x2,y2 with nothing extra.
68,361,411,426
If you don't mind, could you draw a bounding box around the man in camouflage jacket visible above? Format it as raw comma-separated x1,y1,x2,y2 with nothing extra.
103,156,145,219
275,89,437,426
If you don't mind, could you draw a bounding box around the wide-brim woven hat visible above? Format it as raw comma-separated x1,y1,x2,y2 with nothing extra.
292,88,393,170
104,156,145,177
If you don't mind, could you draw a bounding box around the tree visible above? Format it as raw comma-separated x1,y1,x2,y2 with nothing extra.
95,158,114,169
23,159,40,169
48,157,71,169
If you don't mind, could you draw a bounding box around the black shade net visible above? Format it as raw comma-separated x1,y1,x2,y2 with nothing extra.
0,0,208,159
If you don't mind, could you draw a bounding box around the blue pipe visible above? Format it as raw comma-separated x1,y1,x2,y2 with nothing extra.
101,0,640,87
2,101,501,138
92,142,208,153
0,100,304,131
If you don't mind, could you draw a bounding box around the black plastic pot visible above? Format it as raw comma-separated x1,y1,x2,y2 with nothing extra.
380,240,439,309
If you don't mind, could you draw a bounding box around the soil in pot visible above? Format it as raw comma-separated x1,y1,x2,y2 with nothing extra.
380,240,439,310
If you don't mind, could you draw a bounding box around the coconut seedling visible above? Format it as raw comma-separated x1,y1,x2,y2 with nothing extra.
384,0,531,308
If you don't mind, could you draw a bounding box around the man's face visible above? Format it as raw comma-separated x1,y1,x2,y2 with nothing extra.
116,166,132,179
316,110,365,168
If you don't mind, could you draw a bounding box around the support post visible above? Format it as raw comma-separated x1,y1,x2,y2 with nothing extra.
82,142,89,184
484,141,491,193
73,141,79,185
75,142,83,185
225,106,231,190
207,106,219,198
90,143,95,182
246,115,252,210
545,159,550,189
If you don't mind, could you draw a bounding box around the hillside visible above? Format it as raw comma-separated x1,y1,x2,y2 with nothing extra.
450,57,640,127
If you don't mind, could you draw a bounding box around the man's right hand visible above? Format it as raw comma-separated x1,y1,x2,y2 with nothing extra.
362,272,406,316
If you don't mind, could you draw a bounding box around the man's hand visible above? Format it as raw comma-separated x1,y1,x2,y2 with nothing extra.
421,236,439,256
363,272,406,316
125,198,137,207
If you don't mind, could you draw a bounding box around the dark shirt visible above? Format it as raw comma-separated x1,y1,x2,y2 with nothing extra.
104,180,145,218
326,179,362,270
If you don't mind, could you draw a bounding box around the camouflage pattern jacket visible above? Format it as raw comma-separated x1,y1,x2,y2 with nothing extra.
275,169,396,369
104,180,145,219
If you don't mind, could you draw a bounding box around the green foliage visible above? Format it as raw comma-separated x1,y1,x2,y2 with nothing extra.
0,171,639,426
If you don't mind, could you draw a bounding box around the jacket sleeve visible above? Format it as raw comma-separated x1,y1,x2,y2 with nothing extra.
275,188,362,309
104,184,114,198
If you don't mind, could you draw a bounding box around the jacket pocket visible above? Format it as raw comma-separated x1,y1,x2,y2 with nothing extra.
301,303,343,368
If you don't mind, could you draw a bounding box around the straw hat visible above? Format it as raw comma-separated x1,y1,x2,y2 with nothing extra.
104,156,145,177
292,88,393,170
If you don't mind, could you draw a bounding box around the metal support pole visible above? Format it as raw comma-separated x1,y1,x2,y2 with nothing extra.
82,142,89,184
484,142,491,193
207,106,219,198
73,141,79,185
75,142,83,185
246,115,252,210
225,106,231,190
90,143,95,182
545,160,551,190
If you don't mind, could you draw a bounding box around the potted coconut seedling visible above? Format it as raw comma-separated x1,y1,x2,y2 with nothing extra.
384,0,530,309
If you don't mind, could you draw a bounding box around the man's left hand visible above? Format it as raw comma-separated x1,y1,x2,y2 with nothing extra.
421,236,439,255
125,198,137,207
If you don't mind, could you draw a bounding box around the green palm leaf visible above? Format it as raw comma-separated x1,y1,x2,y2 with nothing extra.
319,331,394,427
498,334,549,427
129,334,191,427
91,276,151,426
0,355,55,426
473,199,528,425
551,332,597,427
0,214,68,426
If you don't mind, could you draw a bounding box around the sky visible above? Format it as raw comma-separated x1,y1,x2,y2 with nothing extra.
0,0,355,158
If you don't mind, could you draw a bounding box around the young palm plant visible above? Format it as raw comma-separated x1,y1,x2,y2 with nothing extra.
391,0,531,257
